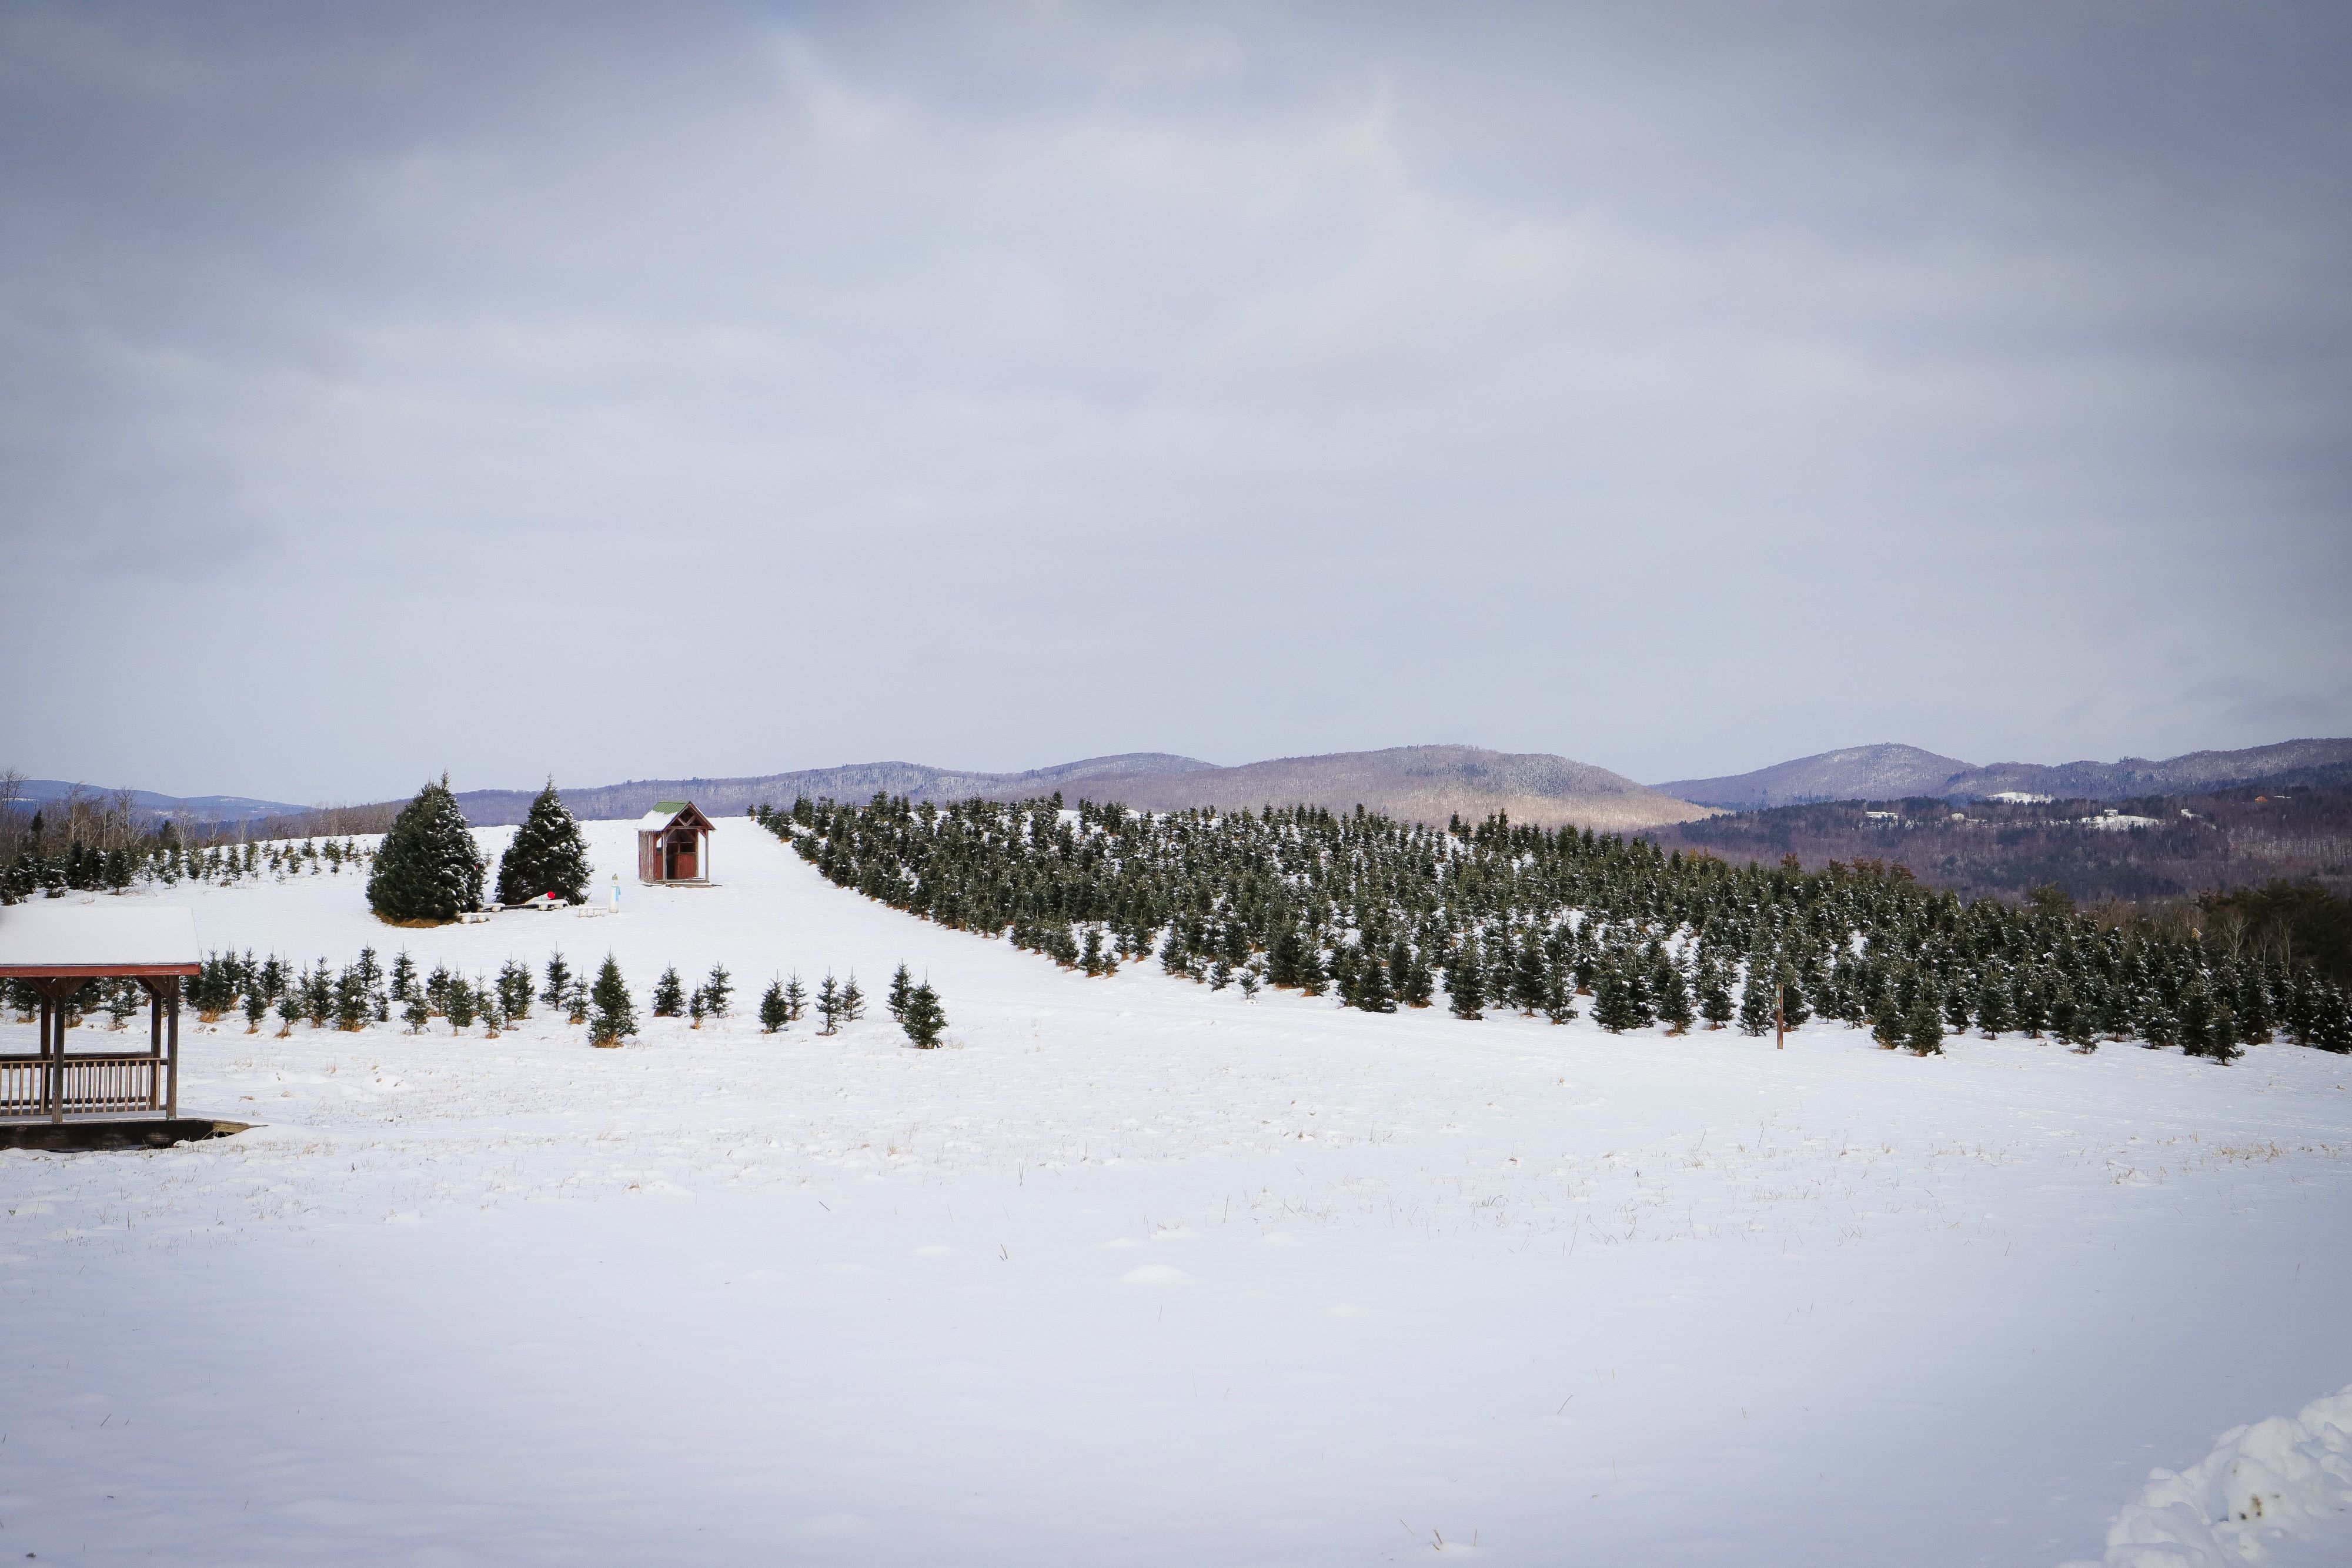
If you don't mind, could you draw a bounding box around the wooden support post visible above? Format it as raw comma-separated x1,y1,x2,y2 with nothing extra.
34,979,88,1122
1775,991,1785,1051
166,984,180,1121
148,982,166,1112
40,992,59,1123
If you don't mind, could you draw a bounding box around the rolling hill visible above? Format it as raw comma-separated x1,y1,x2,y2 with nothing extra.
1656,738,2352,808
1656,745,1972,808
1033,745,1713,831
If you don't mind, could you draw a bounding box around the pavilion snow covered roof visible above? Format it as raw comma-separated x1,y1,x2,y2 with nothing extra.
0,902,201,977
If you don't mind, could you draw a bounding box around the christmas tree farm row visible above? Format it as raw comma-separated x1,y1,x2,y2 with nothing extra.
757,794,2352,1058
6,950,950,1049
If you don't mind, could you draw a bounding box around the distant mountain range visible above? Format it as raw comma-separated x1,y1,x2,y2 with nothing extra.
21,734,2347,838
9,778,311,823
1656,737,2352,808
1018,745,1710,832
440,745,1708,833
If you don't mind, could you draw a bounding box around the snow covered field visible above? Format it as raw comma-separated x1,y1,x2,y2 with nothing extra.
6,818,2351,1565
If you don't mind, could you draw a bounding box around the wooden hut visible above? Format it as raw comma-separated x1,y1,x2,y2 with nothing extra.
636,801,715,885
0,903,200,1124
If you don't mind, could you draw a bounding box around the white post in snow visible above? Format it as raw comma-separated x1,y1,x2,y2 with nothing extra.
610,873,621,914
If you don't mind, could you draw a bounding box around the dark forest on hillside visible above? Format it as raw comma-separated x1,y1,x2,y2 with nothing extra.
1644,784,2352,906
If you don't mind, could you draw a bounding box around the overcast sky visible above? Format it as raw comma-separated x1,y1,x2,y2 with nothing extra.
4,1,2347,804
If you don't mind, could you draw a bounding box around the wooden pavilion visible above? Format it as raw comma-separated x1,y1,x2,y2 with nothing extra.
636,801,716,885
1,903,200,1124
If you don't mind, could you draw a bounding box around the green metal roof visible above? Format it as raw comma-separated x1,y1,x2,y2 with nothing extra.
653,800,692,814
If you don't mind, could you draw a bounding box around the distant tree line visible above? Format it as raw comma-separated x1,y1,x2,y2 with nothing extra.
1645,784,2352,911
754,793,2352,1059
1,825,375,904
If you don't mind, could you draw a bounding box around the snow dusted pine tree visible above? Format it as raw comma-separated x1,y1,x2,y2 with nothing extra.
900,979,947,1048
495,781,592,907
366,775,485,923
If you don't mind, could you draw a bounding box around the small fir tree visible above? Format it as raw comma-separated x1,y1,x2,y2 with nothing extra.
760,979,791,1034
497,958,534,1021
701,964,732,1019
652,967,685,1017
1656,964,1694,1035
1775,964,1812,1029
541,952,573,1011
1698,963,1734,1029
887,964,913,1022
840,974,866,1023
1396,941,1434,1008
1592,967,1649,1034
403,992,430,1034
1508,932,1549,1016
1446,940,1486,1020
445,977,479,1034
816,974,843,1035
495,781,593,906
333,968,369,1032
1975,971,2016,1038
388,950,418,1008
590,955,637,1047
782,974,807,1024
1905,993,1946,1055
900,979,947,1048
1736,968,1776,1037
2303,987,2352,1053
366,775,485,922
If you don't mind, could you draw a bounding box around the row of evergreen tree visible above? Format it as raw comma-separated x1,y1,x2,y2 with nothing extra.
754,794,2352,1059
0,775,593,919
1,835,373,902
11,947,947,1049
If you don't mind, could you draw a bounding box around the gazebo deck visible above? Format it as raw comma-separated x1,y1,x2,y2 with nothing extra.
0,901,201,1124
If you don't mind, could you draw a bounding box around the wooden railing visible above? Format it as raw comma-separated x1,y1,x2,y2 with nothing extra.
0,1053,161,1118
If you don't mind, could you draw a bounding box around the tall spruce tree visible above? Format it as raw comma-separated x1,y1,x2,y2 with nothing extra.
366,775,484,922
495,781,592,906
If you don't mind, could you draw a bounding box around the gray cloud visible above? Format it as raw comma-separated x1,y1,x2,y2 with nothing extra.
2,1,2345,801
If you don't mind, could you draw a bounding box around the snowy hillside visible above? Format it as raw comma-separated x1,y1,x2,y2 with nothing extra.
5,817,2351,1564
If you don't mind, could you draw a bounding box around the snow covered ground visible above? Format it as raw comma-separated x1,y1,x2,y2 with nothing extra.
5,817,2351,1565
